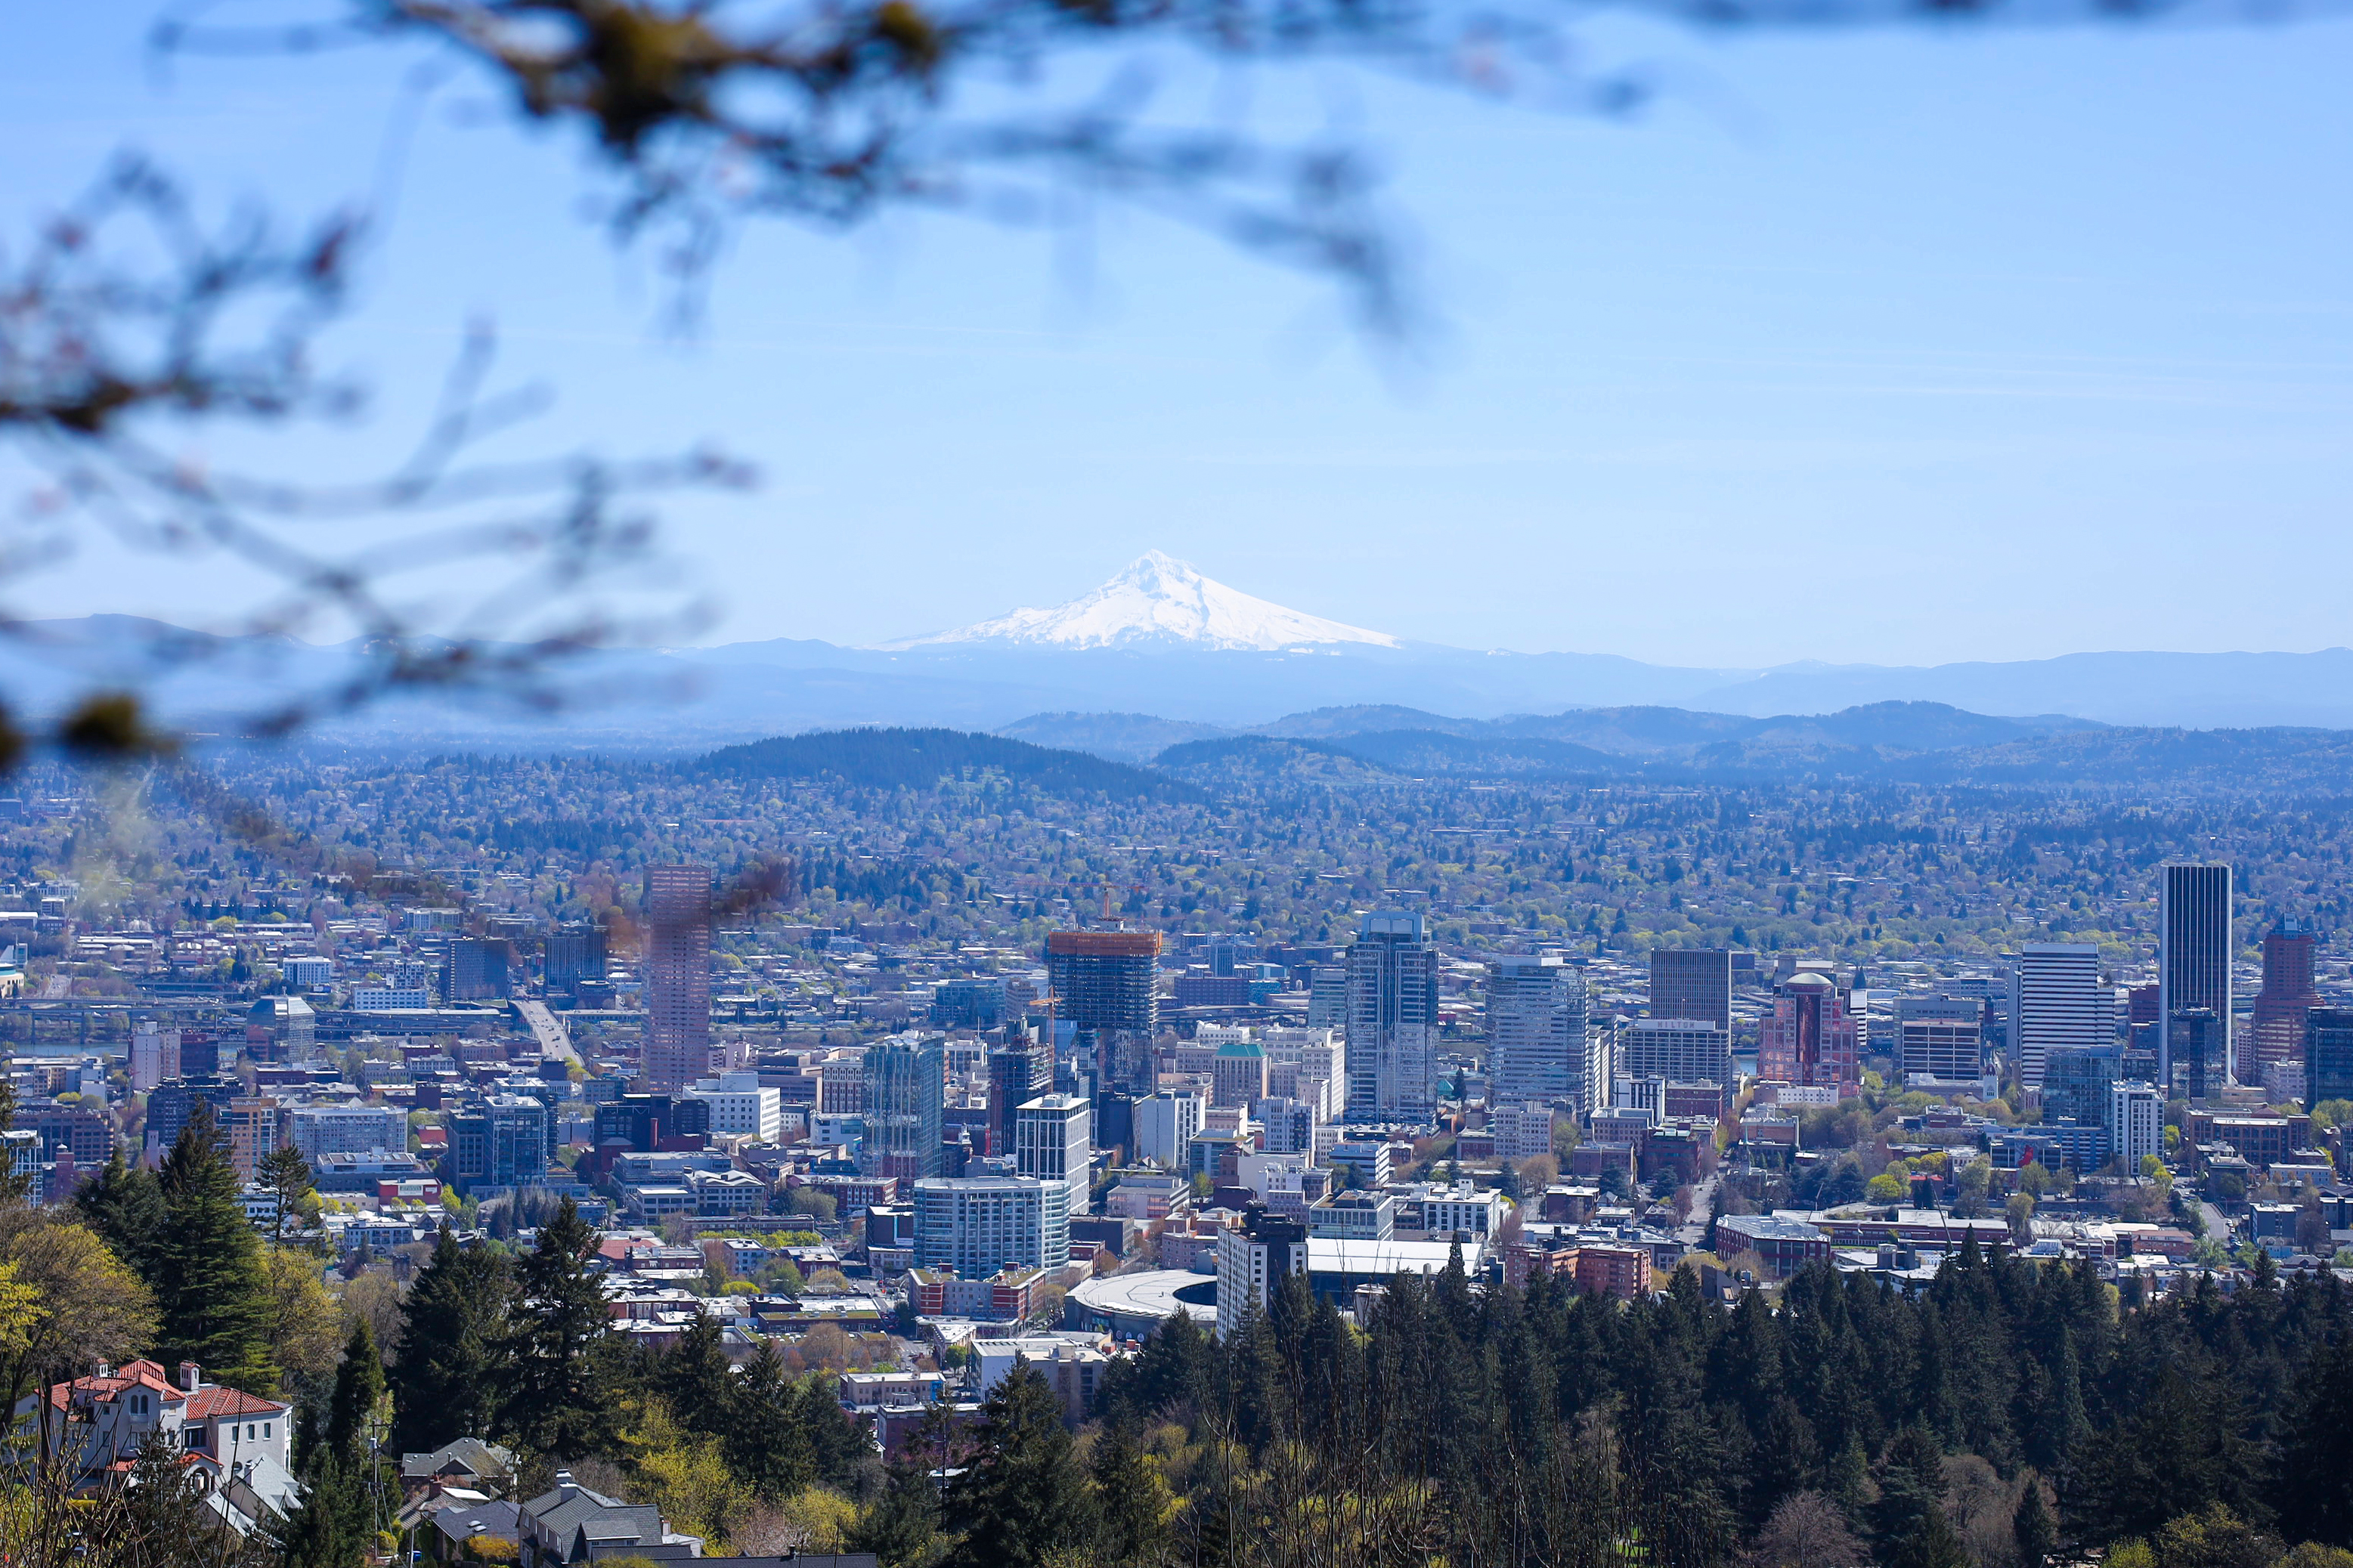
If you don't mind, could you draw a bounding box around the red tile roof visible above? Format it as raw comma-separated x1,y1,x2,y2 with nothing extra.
184,1386,288,1419
39,1359,284,1418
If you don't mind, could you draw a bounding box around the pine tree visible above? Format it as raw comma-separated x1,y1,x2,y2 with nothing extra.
326,1320,386,1464
497,1198,618,1458
2275,1337,2353,1548
389,1226,512,1455
1091,1421,1169,1566
850,1409,948,1568
2014,1478,2056,1568
659,1311,737,1440
73,1145,169,1283
725,1338,815,1502
257,1143,316,1246
946,1363,1095,1568
153,1102,277,1393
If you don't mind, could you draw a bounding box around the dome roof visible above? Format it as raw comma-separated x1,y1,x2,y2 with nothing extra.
1783,972,1834,991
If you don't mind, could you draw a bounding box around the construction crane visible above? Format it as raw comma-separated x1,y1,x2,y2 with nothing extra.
1097,882,1147,926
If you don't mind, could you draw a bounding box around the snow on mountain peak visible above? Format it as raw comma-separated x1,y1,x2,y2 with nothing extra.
878,552,1403,652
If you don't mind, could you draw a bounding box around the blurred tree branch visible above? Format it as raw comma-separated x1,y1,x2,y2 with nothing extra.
0,153,748,771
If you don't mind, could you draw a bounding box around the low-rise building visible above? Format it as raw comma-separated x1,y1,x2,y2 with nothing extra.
1714,1214,1832,1281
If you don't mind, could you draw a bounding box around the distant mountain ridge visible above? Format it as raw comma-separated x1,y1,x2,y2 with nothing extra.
8,550,2353,747
1007,700,2108,765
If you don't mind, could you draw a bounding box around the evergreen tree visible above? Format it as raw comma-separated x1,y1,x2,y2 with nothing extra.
497,1198,618,1458
658,1311,737,1440
389,1226,512,1455
257,1143,317,1246
279,1449,363,1568
153,1103,277,1393
850,1406,949,1568
326,1320,386,1464
946,1363,1095,1568
2275,1337,2353,1548
73,1145,169,1282
725,1338,815,1502
1870,1426,1949,1561
2014,1480,2056,1568
1091,1421,1169,1566
796,1372,877,1491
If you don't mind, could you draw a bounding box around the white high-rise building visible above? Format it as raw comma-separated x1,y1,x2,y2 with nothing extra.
130,1024,180,1092
913,1175,1068,1275
1014,1093,1092,1211
1215,1210,1308,1340
1617,1017,1732,1087
1344,911,1440,1124
1486,956,1590,1109
1133,1090,1203,1169
2108,1081,2163,1171
687,1070,785,1142
1494,1103,1556,1164
286,1104,412,1163
2010,945,2109,1088
1262,1028,1346,1122
1307,967,1348,1029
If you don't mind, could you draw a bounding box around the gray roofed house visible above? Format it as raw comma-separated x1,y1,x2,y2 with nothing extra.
401,1437,519,1498
519,1471,701,1566
429,1498,525,1563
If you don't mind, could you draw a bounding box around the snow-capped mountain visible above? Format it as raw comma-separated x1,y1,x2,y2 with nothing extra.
878,551,1402,652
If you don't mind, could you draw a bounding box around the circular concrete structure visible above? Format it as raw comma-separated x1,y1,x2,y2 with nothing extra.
1067,1269,1218,1338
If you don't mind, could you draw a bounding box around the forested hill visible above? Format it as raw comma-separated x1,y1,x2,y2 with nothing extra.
692,727,1198,801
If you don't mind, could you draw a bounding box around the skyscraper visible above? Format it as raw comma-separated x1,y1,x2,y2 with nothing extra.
1757,973,1859,1096
1014,1093,1092,1211
986,1022,1051,1158
2305,1008,2353,1110
2160,862,2234,1085
642,864,711,1092
545,921,608,1004
441,936,511,1001
1896,996,1984,1083
1045,929,1162,1088
1486,955,1589,1109
2011,944,2107,1088
1343,911,1440,1124
1044,931,1161,1036
862,1036,946,1183
1649,947,1733,1034
2169,1008,2223,1102
1616,1017,1732,1089
2246,920,2318,1078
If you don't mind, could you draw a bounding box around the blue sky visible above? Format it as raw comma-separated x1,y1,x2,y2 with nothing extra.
12,2,2353,668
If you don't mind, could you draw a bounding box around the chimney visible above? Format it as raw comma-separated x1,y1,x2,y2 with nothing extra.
180,1362,201,1393
554,1469,579,1502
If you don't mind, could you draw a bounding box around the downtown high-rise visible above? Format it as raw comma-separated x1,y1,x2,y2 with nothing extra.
1649,947,1733,1034
2011,944,2108,1089
1344,910,1440,1123
1486,954,1589,1109
2160,862,2234,1087
642,864,711,1092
